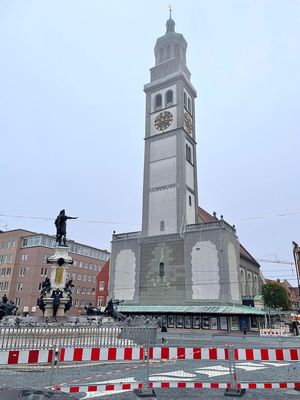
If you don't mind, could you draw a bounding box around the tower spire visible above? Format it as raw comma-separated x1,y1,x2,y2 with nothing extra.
166,5,175,33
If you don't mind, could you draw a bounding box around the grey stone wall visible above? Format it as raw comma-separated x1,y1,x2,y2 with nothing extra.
139,235,185,305
184,225,241,305
109,235,141,305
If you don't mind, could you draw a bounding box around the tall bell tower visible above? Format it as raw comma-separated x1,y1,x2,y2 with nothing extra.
142,11,199,237
110,12,242,308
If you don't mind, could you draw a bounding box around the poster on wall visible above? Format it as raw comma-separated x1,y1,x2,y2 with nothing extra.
230,316,239,330
250,316,258,331
176,315,184,328
184,315,192,328
220,316,228,330
167,315,174,328
210,317,218,330
192,316,200,329
202,316,210,329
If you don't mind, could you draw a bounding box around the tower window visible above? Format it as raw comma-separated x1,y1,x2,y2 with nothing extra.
186,144,192,163
159,262,165,277
165,90,173,106
189,195,192,206
155,93,162,110
188,98,191,113
184,92,187,108
166,45,171,59
160,221,165,232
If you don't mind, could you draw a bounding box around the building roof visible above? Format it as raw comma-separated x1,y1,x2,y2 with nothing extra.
198,207,260,267
1,228,109,254
118,304,265,315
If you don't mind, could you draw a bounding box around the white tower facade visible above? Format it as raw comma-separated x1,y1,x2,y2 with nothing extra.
141,14,199,237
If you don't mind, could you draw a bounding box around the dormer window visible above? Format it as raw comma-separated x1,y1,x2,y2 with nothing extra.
154,93,162,110
166,90,173,106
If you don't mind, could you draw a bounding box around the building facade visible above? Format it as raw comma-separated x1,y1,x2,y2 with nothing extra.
109,15,264,330
95,260,109,308
0,229,109,316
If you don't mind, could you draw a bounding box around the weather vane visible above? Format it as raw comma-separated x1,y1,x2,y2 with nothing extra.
168,4,172,19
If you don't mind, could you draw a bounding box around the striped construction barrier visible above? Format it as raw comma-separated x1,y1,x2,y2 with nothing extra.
55,381,300,393
1,346,300,365
0,347,144,365
148,347,300,362
260,328,291,337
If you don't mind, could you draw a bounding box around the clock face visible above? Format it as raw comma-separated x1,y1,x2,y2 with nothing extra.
154,111,173,131
184,112,193,135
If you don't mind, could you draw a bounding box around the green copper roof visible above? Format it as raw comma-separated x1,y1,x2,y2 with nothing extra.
118,305,266,316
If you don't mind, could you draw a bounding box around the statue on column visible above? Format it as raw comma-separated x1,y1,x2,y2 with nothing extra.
54,209,78,246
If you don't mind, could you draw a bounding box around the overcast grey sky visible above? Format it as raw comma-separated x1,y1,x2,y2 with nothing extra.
0,1,299,284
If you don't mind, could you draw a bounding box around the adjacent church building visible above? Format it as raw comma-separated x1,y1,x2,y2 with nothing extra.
109,14,264,331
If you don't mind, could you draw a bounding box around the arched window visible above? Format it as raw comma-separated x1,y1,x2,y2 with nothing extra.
240,269,246,296
166,45,171,59
174,45,179,58
155,94,162,110
159,262,165,277
166,90,173,106
160,221,165,232
159,48,164,62
247,272,253,296
184,92,187,108
187,98,191,113
186,144,192,162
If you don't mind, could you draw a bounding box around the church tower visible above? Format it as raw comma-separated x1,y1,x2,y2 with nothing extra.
109,13,243,308
142,11,199,237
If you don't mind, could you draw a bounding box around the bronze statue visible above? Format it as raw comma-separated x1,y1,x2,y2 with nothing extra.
52,288,63,317
41,277,51,295
104,299,125,321
0,296,18,320
85,302,102,316
54,209,78,246
64,279,74,295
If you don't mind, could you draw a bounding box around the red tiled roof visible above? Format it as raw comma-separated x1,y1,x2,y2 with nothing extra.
198,207,260,267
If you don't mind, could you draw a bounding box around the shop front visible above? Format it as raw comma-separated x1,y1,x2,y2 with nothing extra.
118,305,265,332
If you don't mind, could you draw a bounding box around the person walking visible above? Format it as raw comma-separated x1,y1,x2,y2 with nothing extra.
242,322,247,339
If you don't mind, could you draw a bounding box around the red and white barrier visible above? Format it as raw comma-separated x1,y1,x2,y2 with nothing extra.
148,347,300,362
0,347,144,365
233,347,300,361
56,381,300,393
260,328,291,337
1,346,300,365
149,347,228,360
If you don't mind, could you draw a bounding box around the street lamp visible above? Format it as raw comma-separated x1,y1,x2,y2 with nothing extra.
292,242,300,297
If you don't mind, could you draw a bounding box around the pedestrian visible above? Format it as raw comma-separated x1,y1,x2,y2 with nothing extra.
242,322,247,338
161,325,168,344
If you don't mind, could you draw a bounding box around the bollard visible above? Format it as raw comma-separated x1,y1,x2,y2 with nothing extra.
224,345,245,397
50,347,60,389
134,345,156,398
